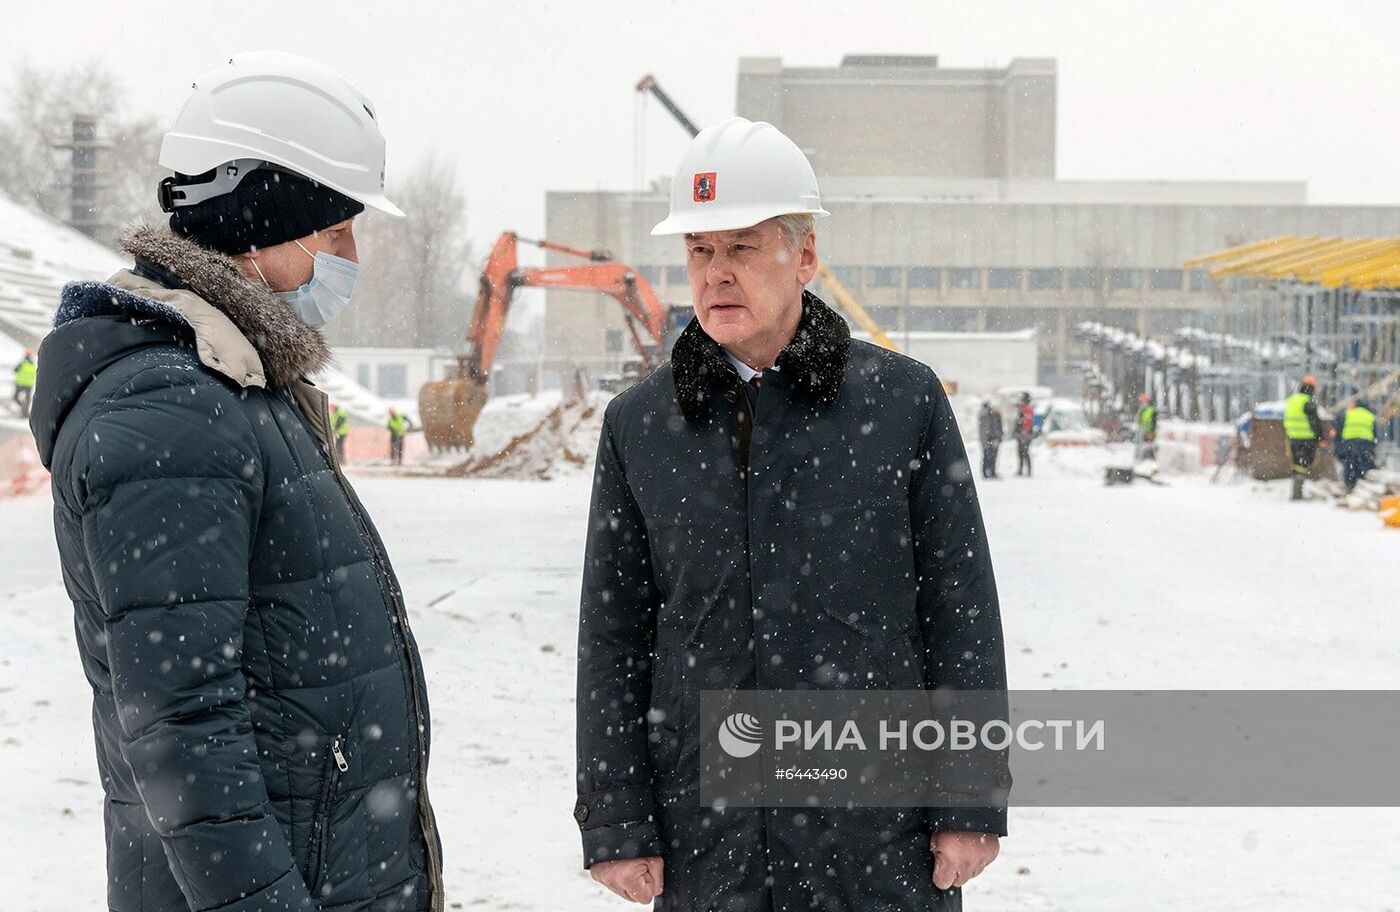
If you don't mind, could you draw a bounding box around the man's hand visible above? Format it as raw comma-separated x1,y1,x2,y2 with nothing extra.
930,831,999,890
591,856,664,904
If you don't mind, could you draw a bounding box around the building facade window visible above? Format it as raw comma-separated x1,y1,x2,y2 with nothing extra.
1189,270,1212,292
908,267,941,289
831,266,862,290
1028,268,1063,290
1099,308,1141,332
604,329,623,354
866,305,901,329
988,268,1022,290
1068,268,1100,290
665,265,688,286
1150,269,1184,291
947,268,980,289
355,363,371,389
636,265,661,285
906,305,977,332
377,363,408,398
983,309,1037,332
1110,269,1143,290
866,266,902,288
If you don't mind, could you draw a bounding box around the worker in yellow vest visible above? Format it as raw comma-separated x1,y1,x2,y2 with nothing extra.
1283,375,1326,501
387,407,410,466
1136,392,1159,460
329,401,351,460
1336,398,1378,492
12,349,37,418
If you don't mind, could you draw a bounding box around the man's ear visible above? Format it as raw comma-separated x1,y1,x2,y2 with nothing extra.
795,232,819,287
234,248,265,285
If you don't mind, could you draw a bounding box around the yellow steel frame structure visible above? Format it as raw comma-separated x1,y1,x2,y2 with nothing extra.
815,262,899,351
1185,235,1400,290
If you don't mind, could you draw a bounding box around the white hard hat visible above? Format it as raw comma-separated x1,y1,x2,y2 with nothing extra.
159,51,403,217
650,117,829,236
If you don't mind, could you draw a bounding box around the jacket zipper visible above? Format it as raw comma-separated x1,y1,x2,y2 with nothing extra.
299,388,446,911
308,737,349,896
733,378,778,887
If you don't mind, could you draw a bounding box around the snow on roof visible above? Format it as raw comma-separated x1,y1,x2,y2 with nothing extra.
0,190,125,349
0,190,125,276
0,189,391,425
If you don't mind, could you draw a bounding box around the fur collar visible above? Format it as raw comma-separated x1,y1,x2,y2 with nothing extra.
55,225,329,389
671,290,851,422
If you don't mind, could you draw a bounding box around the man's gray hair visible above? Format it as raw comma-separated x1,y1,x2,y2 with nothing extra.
775,212,815,250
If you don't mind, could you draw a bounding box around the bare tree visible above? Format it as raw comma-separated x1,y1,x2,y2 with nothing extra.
0,61,164,245
330,154,474,350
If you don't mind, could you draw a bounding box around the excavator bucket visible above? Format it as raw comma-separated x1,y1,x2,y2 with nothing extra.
418,377,490,451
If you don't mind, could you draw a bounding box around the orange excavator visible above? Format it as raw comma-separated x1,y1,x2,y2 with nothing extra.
418,231,669,450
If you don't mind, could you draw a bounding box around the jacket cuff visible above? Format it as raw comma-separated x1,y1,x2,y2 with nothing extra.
580,818,665,868
575,783,663,868
928,806,1007,837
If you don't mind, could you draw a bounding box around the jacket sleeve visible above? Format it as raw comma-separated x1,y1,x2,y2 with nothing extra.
574,413,665,867
909,379,1011,837
1305,399,1326,439
78,373,317,912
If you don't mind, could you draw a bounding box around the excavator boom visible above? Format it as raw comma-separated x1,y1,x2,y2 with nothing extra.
418,231,669,451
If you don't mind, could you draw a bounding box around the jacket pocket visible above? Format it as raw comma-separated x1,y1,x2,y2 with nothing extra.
647,647,684,781
307,736,349,897
889,631,927,690
797,495,916,639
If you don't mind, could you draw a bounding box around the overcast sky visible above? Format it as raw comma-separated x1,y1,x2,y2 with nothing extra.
4,0,1398,257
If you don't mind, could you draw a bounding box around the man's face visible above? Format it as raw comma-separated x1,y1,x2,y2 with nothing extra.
683,218,818,349
237,218,358,292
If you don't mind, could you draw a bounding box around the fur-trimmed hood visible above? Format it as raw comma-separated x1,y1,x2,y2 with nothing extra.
54,225,330,389
670,289,851,422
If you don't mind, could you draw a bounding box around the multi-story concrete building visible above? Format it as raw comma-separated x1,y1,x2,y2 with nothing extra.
736,55,1056,181
542,55,1400,391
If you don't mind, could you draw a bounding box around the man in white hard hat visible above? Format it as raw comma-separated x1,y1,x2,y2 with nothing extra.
575,117,1008,909
31,53,443,912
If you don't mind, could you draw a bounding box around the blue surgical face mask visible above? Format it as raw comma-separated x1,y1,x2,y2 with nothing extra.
254,238,359,328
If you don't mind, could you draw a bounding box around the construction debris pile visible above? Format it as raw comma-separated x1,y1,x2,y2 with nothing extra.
398,387,606,482
440,392,603,480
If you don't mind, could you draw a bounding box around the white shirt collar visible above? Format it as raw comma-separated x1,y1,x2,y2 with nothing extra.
723,349,779,383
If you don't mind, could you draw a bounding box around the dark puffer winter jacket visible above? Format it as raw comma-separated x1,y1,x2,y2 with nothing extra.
31,227,443,912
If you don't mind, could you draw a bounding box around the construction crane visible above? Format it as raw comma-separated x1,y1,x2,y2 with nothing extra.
418,231,668,450
635,74,700,137
635,74,899,352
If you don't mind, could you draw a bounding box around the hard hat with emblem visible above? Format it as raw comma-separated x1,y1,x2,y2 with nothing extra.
158,51,403,218
650,116,829,236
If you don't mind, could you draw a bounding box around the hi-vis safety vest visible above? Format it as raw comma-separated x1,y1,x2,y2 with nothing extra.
14,358,36,389
1341,406,1376,443
331,408,351,438
1138,405,1157,432
387,413,408,438
1284,393,1316,440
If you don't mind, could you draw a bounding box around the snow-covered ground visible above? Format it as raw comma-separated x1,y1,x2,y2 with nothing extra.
1,439,1397,910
